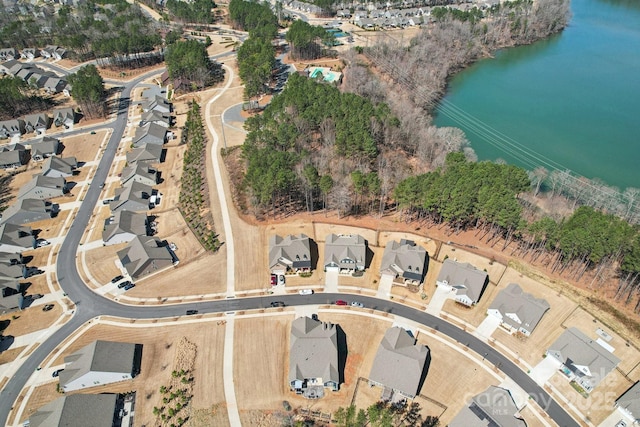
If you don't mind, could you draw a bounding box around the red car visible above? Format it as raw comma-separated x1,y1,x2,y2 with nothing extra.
270,274,277,286
335,300,348,306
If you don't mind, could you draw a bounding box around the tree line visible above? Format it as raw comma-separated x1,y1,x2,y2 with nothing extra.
164,39,224,92
67,65,106,118
0,77,53,121
165,0,216,25
286,20,335,60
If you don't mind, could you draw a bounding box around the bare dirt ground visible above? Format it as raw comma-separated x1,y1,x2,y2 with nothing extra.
82,244,126,286
0,303,63,338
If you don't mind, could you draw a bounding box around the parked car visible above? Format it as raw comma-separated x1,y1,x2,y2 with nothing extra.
278,275,285,285
31,294,44,299
52,369,64,377
334,300,348,306
298,289,313,295
350,301,364,308
36,239,50,248
102,198,114,205
616,421,627,427
42,304,55,312
270,301,285,307
186,309,198,315
111,275,124,283
123,282,135,291
270,274,277,286
118,280,132,289
169,242,177,251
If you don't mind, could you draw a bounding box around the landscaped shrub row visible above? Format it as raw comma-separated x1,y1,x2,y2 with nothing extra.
178,101,222,252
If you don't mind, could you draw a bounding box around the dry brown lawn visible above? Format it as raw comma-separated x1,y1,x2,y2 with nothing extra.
82,244,126,286
0,302,63,338
441,283,502,327
84,206,113,243
519,404,549,427
0,346,26,365
30,210,72,242
19,382,60,425
233,315,293,410
561,308,640,376
61,129,111,162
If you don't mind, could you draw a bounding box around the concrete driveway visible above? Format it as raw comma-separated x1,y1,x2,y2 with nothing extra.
427,285,453,315
530,355,562,386
325,269,338,293
376,274,394,298
475,314,501,339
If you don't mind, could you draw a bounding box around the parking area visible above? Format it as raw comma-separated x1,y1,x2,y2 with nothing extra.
529,355,562,386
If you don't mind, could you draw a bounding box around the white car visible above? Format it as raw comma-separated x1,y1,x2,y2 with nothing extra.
298,289,313,295
36,240,51,248
278,275,285,285
350,301,364,308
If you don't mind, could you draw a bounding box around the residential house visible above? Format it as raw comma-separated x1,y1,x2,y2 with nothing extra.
23,113,51,135
103,211,149,246
380,239,428,285
120,162,158,187
0,59,20,75
142,95,172,114
109,181,154,213
0,223,34,253
615,381,640,424
449,386,526,427
0,119,25,139
41,156,77,178
43,76,67,93
52,107,76,128
28,394,125,427
324,234,366,273
0,263,26,281
17,174,67,200
59,340,141,392
0,47,17,61
0,284,23,314
368,327,429,399
133,122,167,147
0,198,55,225
0,144,29,169
126,143,163,165
140,110,172,128
29,136,60,160
0,252,23,265
117,235,176,279
269,234,312,275
547,327,620,392
16,66,37,82
6,60,25,76
63,83,72,97
41,45,57,59
336,8,351,18
487,283,550,336
20,47,40,60
435,259,488,306
357,18,376,29
289,316,341,398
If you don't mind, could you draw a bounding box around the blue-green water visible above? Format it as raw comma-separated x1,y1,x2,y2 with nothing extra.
434,0,640,190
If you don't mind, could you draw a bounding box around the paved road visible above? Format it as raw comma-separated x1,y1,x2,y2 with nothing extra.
0,61,579,427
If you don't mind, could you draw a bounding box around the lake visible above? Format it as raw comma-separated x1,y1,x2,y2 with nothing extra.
434,0,640,190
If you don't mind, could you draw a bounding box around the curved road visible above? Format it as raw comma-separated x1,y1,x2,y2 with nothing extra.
0,68,579,427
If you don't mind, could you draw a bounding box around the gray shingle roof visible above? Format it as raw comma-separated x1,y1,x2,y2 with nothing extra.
29,393,118,427
324,234,366,270
0,223,34,249
133,122,167,146
126,143,163,165
0,198,53,225
116,235,173,279
269,234,311,271
42,156,77,177
60,340,136,389
547,327,620,389
488,283,549,334
617,381,640,420
110,181,153,212
120,162,157,185
289,316,339,386
449,386,526,427
17,174,66,200
29,136,60,158
380,239,428,283
437,259,488,303
103,211,148,243
369,327,429,397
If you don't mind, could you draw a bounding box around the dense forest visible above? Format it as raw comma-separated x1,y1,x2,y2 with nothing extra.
164,39,224,92
67,65,106,118
0,77,54,121
0,0,161,66
165,0,216,25
286,20,335,60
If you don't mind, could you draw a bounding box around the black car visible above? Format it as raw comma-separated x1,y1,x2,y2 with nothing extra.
123,282,135,291
270,301,285,308
42,304,55,312
52,369,64,377
111,275,124,283
186,310,198,315
118,280,131,289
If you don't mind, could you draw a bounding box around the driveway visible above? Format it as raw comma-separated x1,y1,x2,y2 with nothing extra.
475,314,501,340
376,274,394,298
427,285,453,315
530,355,562,386
325,269,339,293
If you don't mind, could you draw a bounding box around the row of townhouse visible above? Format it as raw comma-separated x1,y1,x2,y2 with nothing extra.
104,85,178,281
0,108,77,140
0,60,71,97
0,45,67,62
